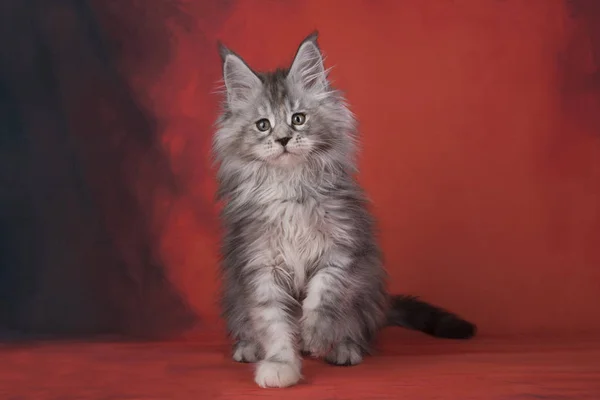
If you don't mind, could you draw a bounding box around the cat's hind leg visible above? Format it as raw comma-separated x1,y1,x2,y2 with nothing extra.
324,338,364,366
222,273,264,364
233,339,263,363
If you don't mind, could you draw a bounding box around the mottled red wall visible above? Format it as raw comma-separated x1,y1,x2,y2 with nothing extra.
96,0,600,336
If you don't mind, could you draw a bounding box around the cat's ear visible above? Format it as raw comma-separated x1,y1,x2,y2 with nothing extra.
287,31,328,94
219,42,262,109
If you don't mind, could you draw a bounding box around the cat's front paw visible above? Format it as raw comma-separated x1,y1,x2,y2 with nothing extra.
300,310,337,357
254,359,302,388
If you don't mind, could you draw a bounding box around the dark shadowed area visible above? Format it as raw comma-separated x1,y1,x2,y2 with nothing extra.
0,0,197,338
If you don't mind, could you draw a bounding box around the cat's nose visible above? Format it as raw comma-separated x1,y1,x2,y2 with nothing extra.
276,137,291,147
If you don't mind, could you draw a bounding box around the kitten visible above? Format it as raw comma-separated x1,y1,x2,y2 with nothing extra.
213,32,476,388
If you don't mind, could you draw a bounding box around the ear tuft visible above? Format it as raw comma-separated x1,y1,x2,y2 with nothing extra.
217,41,231,63
287,32,328,94
219,44,262,109
303,30,319,44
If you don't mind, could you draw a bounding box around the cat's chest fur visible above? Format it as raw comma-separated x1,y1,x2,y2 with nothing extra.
252,178,332,289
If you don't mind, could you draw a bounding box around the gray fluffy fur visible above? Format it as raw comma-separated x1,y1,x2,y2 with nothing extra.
213,32,475,388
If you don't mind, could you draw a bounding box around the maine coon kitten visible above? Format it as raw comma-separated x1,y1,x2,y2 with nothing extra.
213,32,476,388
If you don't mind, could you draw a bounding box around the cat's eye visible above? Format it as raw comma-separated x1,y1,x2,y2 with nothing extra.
291,113,306,126
256,119,271,132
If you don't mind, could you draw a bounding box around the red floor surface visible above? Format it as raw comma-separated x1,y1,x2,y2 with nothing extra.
2,330,599,399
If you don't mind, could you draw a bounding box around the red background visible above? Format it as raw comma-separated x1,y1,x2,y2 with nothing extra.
93,0,600,337
1,1,600,398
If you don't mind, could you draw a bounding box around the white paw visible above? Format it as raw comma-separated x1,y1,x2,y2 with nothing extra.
254,360,302,388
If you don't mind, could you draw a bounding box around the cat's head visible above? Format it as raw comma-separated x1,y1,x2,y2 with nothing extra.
214,32,356,171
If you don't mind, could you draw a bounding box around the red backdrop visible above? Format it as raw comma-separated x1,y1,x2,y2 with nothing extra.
93,0,600,337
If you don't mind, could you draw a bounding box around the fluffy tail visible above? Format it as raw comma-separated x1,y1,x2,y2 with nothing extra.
386,295,476,339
